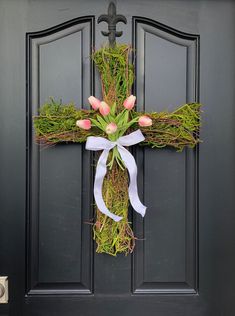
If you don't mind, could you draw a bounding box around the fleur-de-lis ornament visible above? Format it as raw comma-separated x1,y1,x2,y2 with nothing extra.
98,2,127,47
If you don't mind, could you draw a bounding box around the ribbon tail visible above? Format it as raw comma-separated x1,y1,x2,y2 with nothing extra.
93,149,123,222
117,146,147,217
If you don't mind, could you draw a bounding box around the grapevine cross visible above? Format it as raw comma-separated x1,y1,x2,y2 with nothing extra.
34,3,201,256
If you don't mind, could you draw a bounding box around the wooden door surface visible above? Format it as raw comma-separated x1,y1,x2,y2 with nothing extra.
0,1,235,315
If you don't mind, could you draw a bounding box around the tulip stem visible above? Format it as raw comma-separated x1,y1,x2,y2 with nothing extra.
107,146,125,170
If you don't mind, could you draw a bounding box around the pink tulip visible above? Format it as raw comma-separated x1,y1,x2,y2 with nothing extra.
138,115,152,127
76,119,91,130
106,122,117,134
88,96,101,110
99,101,110,116
123,95,136,110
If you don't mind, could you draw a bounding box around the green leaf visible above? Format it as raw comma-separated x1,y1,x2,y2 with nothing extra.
116,109,129,127
123,110,129,125
96,115,108,129
116,109,126,122
90,118,103,131
110,102,116,116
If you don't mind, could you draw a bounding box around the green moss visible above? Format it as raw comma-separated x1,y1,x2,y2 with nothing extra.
133,103,201,151
92,44,134,109
33,98,104,144
93,161,134,256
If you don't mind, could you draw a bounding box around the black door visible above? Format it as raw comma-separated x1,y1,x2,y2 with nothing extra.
1,1,235,315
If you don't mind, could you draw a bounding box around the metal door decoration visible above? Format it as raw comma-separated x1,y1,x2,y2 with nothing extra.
33,2,201,256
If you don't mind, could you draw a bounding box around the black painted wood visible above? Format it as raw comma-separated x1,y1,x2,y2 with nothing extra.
26,16,94,296
132,16,199,294
0,1,235,316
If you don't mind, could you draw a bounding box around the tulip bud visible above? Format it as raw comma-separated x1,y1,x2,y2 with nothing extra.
123,95,136,110
138,115,152,127
76,119,91,130
106,122,117,134
99,101,110,116
88,96,101,110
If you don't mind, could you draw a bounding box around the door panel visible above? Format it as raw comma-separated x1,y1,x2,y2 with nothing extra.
26,17,94,295
133,17,198,294
0,1,235,316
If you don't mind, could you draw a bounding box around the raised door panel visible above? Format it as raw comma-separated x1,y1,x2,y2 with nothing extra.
26,17,94,295
132,17,199,294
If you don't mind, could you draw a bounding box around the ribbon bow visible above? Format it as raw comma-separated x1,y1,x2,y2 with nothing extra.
85,129,147,222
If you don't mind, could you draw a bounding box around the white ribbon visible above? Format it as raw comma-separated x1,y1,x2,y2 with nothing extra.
85,129,147,222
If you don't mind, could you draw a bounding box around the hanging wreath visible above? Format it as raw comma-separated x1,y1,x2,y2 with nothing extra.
33,44,201,256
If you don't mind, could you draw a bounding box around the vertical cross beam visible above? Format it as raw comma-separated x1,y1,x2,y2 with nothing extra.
98,2,127,47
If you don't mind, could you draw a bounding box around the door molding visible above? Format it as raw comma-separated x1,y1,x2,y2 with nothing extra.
26,16,95,296
132,16,200,295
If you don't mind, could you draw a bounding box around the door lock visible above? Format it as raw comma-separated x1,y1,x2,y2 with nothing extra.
0,277,8,304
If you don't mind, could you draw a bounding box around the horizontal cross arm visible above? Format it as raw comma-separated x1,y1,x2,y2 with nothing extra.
134,103,201,151
33,99,201,151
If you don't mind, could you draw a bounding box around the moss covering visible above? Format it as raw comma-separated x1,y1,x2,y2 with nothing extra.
92,44,134,110
93,161,135,256
34,100,201,151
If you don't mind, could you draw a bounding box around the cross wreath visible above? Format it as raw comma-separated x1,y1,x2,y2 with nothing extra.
33,3,201,257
